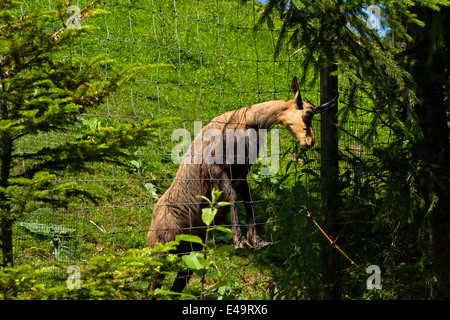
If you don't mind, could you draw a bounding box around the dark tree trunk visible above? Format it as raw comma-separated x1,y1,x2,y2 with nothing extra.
320,64,341,299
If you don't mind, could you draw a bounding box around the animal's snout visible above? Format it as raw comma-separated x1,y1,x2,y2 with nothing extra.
300,138,315,150
304,138,315,149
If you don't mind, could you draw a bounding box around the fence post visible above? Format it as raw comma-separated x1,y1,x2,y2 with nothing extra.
319,63,341,299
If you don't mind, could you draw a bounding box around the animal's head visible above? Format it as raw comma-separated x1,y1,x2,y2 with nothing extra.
279,77,338,150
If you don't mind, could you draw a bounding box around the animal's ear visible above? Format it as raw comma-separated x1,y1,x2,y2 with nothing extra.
291,76,303,109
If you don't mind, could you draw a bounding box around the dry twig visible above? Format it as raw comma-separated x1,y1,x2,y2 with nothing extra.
306,211,356,266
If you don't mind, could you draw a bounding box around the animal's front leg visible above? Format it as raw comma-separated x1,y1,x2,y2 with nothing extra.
214,172,250,249
238,181,272,250
229,200,251,249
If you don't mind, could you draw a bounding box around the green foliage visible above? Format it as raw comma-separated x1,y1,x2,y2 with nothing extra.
254,0,450,300
197,189,234,226
0,0,173,266
175,188,237,300
0,241,183,300
255,0,449,144
20,222,76,262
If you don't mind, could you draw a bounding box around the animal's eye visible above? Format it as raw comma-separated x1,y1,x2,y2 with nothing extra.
302,111,314,124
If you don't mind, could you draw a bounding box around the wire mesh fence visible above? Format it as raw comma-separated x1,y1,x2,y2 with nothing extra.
7,0,386,298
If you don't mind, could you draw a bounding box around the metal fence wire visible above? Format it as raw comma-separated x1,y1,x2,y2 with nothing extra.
8,0,384,298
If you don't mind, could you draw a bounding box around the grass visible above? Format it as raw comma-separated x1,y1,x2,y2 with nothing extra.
9,0,389,299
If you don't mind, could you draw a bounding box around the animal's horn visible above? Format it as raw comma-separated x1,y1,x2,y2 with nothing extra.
314,93,339,114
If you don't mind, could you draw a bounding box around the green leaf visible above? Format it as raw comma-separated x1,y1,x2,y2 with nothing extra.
20,222,75,236
301,168,320,179
175,234,204,245
144,183,159,199
52,238,74,262
181,251,207,271
213,244,235,255
211,189,223,204
207,279,237,292
209,226,233,239
196,195,211,205
153,288,196,299
201,207,217,226
291,0,305,10
129,160,141,168
215,201,234,209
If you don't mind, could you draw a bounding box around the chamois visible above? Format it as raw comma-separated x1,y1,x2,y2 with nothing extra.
147,77,338,296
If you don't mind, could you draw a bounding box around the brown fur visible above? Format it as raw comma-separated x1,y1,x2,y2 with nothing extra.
146,77,322,296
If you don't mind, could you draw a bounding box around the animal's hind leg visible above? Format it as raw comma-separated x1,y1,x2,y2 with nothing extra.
170,269,193,294
146,272,165,300
238,181,271,250
168,241,201,294
146,270,192,298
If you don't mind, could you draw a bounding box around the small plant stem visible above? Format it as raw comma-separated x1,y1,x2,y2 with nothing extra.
200,228,209,300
